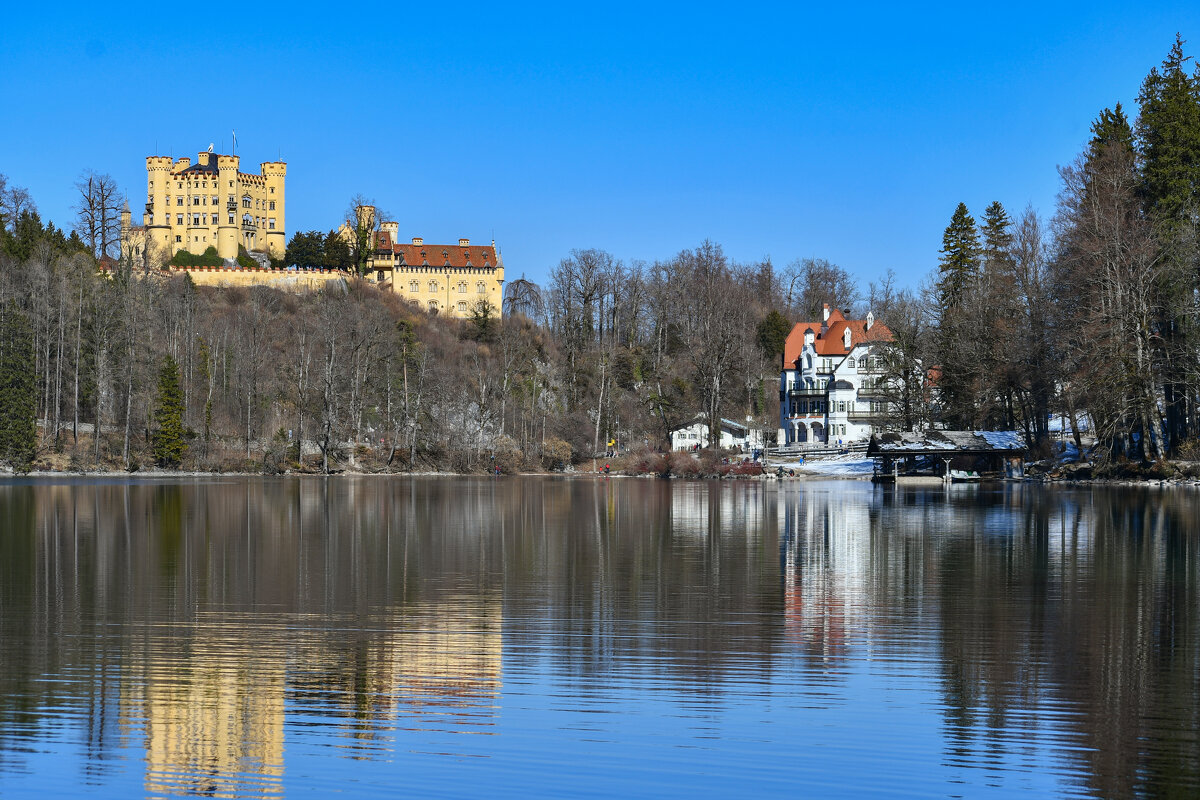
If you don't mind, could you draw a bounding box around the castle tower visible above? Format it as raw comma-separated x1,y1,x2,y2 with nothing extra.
217,154,240,260
145,156,174,257
261,161,287,259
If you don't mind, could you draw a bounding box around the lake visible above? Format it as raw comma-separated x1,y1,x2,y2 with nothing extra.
0,476,1196,798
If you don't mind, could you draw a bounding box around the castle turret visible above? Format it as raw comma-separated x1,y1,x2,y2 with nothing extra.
146,156,174,257
216,154,240,260
261,161,286,259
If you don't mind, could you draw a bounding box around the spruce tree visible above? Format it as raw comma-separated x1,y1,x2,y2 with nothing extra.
981,201,1014,270
153,355,186,468
937,202,980,308
1091,103,1135,157
0,304,37,471
1135,35,1200,223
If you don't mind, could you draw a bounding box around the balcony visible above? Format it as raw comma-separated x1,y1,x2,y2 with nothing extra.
787,388,828,399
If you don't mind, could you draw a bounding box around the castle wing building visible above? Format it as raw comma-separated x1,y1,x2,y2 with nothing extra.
354,209,504,319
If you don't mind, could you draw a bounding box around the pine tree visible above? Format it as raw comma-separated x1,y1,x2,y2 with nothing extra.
152,355,186,468
755,310,792,362
0,304,37,471
937,202,980,307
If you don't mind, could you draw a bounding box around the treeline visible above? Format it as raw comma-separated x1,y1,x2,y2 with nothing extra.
911,36,1200,461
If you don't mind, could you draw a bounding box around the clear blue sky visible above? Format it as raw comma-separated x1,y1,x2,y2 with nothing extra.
2,2,1198,291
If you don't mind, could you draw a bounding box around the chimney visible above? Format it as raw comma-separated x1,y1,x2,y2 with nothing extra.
412,237,423,245
197,151,210,166
866,310,875,330
822,303,831,322
459,238,470,247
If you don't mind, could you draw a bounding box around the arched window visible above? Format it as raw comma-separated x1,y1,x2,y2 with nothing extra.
428,280,439,293
476,281,486,293
409,280,418,292
457,282,467,294
428,300,438,313
847,358,856,369
457,301,467,312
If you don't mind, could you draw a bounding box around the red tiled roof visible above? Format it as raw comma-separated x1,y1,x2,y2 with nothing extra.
372,232,497,268
782,308,893,368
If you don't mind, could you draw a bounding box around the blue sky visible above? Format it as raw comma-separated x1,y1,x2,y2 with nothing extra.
2,2,1198,291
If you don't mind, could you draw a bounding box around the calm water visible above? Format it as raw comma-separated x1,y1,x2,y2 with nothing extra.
0,476,1197,799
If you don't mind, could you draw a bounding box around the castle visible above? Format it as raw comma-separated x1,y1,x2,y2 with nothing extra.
122,148,287,265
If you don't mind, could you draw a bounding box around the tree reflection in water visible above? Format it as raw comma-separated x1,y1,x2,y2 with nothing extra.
0,477,1195,798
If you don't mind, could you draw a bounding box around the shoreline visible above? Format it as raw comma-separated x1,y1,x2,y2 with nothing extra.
2,467,1199,489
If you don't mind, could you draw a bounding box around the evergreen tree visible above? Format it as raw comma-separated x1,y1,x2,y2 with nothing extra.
1135,35,1200,223
755,310,791,362
152,355,186,468
936,203,980,307
0,304,37,471
1092,103,1135,156
980,201,1014,270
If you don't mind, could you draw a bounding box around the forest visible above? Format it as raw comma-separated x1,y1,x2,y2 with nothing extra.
0,37,1197,473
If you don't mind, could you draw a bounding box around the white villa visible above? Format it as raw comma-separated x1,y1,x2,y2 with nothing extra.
779,305,894,445
671,417,767,452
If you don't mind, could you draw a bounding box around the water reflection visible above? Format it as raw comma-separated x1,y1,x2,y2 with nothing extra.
0,477,1196,798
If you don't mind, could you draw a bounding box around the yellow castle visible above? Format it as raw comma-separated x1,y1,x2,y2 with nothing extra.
123,147,286,265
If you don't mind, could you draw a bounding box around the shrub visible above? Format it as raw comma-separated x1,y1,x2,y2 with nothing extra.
542,437,572,471
169,246,222,267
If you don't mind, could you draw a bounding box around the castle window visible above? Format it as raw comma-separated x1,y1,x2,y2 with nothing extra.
476,281,485,293
175,235,181,242
268,218,275,230
242,195,251,208
211,195,217,205
429,280,439,292
176,196,183,206
458,282,467,293
457,302,467,312
428,301,438,313
269,201,275,211
270,187,274,194
409,281,418,292
176,214,183,225
228,215,234,225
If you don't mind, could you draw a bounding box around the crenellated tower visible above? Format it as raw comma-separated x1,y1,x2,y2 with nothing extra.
261,161,286,259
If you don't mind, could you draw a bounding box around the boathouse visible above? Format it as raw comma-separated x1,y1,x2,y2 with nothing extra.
866,431,1026,479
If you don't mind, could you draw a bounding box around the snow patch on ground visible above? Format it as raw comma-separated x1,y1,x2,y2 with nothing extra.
773,453,876,476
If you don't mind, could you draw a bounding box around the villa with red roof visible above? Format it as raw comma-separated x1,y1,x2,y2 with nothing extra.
779,304,894,445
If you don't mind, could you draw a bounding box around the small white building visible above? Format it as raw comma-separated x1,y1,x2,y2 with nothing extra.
779,305,894,445
671,416,766,452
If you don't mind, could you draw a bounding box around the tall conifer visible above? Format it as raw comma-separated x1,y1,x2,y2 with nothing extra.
0,304,37,471
1135,35,1200,223
153,355,186,468
937,203,980,307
